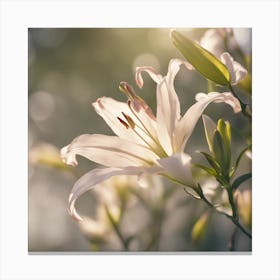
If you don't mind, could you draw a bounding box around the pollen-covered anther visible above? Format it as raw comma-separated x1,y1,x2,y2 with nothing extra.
117,117,129,129
119,81,137,100
121,112,135,129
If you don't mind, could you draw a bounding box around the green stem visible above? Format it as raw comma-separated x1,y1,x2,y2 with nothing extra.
196,185,251,239
226,186,238,221
229,85,251,119
105,206,129,250
231,218,252,239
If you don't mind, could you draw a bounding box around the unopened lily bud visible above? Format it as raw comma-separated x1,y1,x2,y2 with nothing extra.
235,190,252,229
30,143,70,170
191,212,209,242
213,119,232,176
171,30,231,86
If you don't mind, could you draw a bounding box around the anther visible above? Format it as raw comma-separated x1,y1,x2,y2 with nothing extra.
119,81,137,100
121,112,135,129
117,117,129,129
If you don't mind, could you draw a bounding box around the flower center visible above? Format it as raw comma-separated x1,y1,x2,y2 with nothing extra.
117,81,168,159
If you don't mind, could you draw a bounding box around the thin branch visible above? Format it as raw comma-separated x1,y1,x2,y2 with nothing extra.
105,206,129,250
229,85,251,119
195,184,252,239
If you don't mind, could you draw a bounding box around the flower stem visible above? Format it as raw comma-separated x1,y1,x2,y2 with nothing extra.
229,85,251,119
226,186,238,221
196,184,251,239
231,217,252,239
105,206,129,250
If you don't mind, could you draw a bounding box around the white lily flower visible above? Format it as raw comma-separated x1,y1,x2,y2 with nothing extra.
200,28,234,58
220,52,247,85
61,59,241,221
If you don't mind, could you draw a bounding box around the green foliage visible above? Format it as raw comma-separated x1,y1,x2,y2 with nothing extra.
198,151,221,173
232,173,252,190
231,145,252,177
193,164,217,177
198,118,234,186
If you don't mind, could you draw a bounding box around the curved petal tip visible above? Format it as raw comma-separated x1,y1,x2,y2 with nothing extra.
60,145,78,167
68,194,83,221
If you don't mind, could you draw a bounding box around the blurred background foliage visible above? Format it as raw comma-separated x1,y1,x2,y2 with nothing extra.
28,28,251,252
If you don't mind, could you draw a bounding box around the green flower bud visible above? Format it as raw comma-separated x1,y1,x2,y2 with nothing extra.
212,119,232,178
191,212,209,242
235,190,252,229
171,30,231,86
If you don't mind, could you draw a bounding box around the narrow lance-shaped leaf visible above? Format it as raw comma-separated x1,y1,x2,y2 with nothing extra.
232,173,252,190
193,163,217,177
202,114,216,153
171,30,231,86
199,151,221,174
231,145,252,177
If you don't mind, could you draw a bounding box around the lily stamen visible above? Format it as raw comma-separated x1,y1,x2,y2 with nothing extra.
119,81,137,100
117,117,129,129
121,112,135,129
127,100,166,155
118,112,165,157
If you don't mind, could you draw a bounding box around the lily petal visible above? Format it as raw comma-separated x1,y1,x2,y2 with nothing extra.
174,92,241,151
200,29,225,57
157,153,194,187
135,66,163,88
162,58,191,121
61,134,158,168
93,97,158,148
93,97,135,140
220,52,247,84
156,59,192,155
196,92,241,113
68,166,145,221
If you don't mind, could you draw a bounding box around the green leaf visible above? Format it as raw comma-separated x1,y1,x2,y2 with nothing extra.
231,145,252,177
199,151,221,173
232,173,252,190
171,30,231,86
193,164,217,177
202,115,216,153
